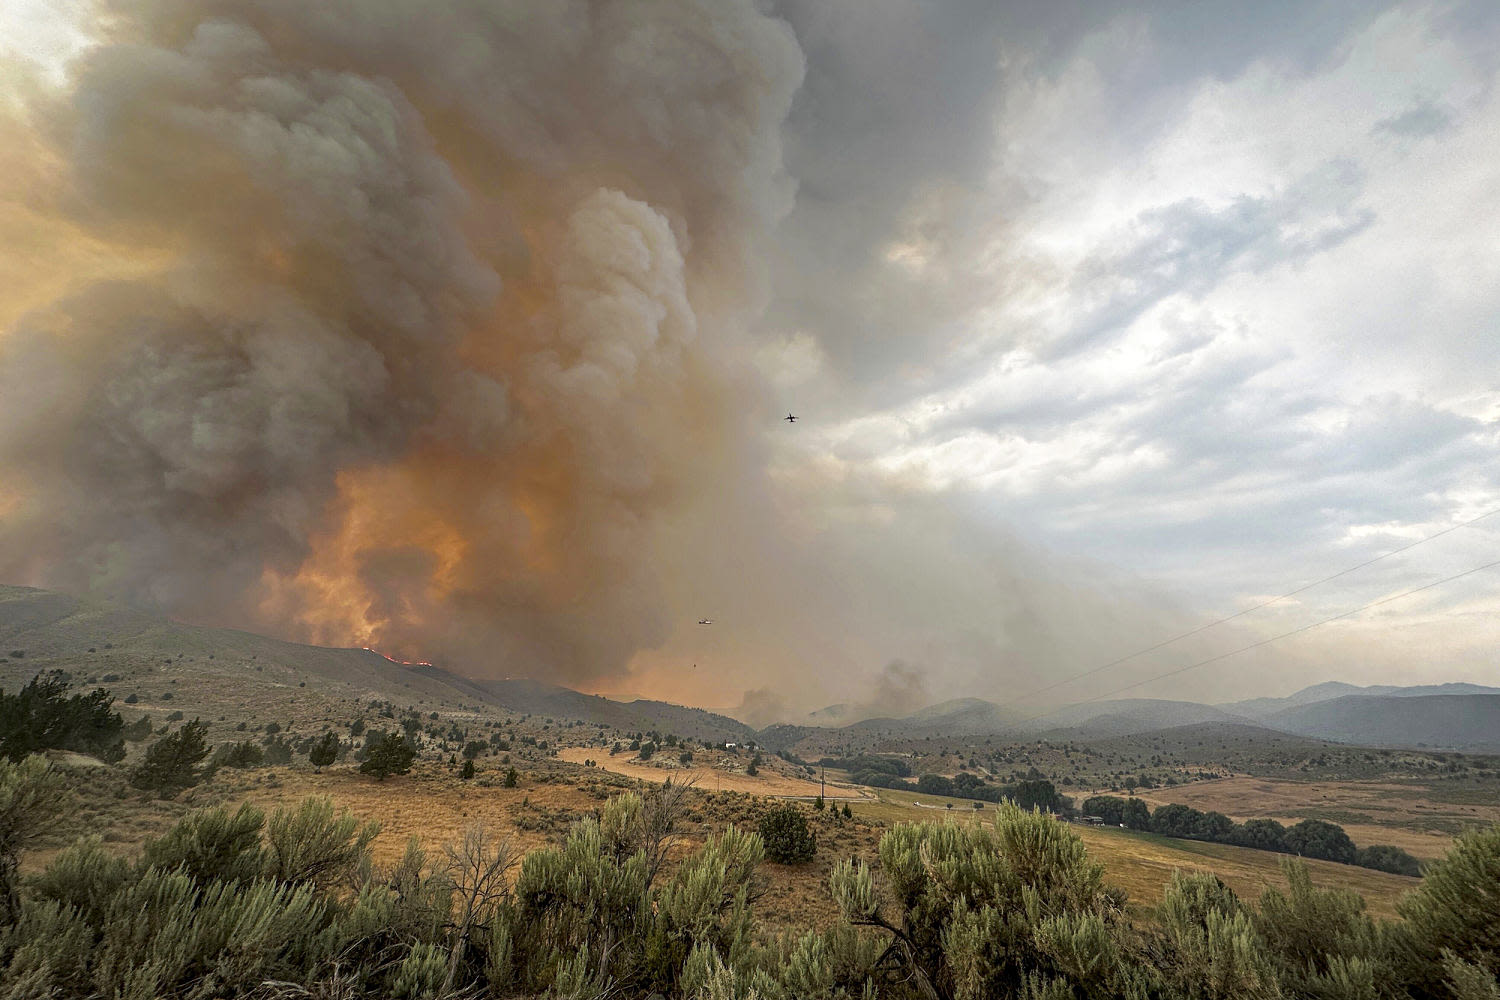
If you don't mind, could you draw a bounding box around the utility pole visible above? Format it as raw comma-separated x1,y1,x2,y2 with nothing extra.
820,762,826,800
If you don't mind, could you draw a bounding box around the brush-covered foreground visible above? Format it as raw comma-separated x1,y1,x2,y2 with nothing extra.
2,755,1498,1000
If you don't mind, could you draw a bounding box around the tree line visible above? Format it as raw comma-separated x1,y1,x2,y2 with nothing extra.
1082,794,1423,876
819,756,1069,813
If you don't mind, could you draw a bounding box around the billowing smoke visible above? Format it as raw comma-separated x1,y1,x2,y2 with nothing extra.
0,0,1209,718
0,0,803,678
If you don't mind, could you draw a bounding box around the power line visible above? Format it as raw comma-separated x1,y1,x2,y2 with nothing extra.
1004,504,1500,708
1014,556,1500,724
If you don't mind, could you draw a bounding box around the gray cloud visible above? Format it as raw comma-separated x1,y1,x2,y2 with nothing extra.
3,0,1497,715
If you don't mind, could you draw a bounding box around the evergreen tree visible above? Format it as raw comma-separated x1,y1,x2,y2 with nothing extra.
759,804,815,864
130,720,210,796
461,758,476,780
309,731,339,771
358,732,416,780
503,766,519,788
0,672,125,763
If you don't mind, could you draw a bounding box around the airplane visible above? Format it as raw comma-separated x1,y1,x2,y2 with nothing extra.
698,618,713,625
785,413,797,423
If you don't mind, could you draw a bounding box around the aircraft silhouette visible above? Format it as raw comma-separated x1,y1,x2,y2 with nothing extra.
785,413,797,423
698,618,713,625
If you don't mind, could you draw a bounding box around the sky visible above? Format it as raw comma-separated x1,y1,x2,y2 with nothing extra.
1,1,1496,722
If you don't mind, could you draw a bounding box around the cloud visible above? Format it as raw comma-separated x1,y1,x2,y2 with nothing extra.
3,0,1498,716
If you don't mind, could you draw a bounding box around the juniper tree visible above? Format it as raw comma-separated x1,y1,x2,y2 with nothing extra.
309,731,339,771
759,804,815,865
359,732,416,780
130,719,210,796
0,672,126,763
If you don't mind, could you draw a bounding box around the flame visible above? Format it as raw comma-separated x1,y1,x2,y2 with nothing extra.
362,645,434,668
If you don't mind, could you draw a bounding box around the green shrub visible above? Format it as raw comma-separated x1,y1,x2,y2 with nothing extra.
262,797,380,892
209,740,264,770
758,804,815,865
1155,871,1277,1000
31,835,132,926
0,755,62,923
142,803,266,884
1254,859,1388,1000
832,803,1134,1000
1397,825,1500,998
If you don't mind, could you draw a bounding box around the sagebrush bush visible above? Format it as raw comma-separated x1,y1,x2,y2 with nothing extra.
1,752,1499,1000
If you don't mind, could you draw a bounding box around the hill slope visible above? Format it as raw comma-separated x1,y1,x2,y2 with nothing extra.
0,585,752,743
1225,681,1500,720
1263,694,1500,750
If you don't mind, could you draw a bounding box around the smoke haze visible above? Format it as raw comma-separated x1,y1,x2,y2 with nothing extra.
8,1,1485,719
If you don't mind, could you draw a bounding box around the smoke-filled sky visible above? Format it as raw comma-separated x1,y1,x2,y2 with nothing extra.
2,1,1497,724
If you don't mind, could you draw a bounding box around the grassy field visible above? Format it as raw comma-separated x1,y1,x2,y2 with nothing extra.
31,755,1422,931
845,785,1419,920
1113,775,1500,860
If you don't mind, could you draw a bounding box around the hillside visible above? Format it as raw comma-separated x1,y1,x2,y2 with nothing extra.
0,585,753,743
1262,694,1500,750
1023,698,1254,736
1227,681,1500,719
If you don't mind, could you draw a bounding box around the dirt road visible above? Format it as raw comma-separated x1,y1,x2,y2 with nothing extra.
557,747,874,799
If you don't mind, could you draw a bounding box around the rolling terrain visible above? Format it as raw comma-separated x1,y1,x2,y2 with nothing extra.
0,585,754,744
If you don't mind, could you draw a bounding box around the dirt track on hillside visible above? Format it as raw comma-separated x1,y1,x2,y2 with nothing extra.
557,747,874,799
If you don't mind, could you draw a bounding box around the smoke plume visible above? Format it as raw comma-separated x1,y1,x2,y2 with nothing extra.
0,0,808,679
1,0,1210,718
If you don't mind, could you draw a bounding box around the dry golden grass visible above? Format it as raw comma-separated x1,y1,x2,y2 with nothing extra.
1116,776,1500,859
34,758,1422,930
848,786,1419,920
557,746,873,800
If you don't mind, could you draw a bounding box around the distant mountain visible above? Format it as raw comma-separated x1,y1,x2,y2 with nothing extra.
1262,694,1500,750
1225,681,1500,720
1021,698,1255,737
905,697,1028,734
455,675,754,743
